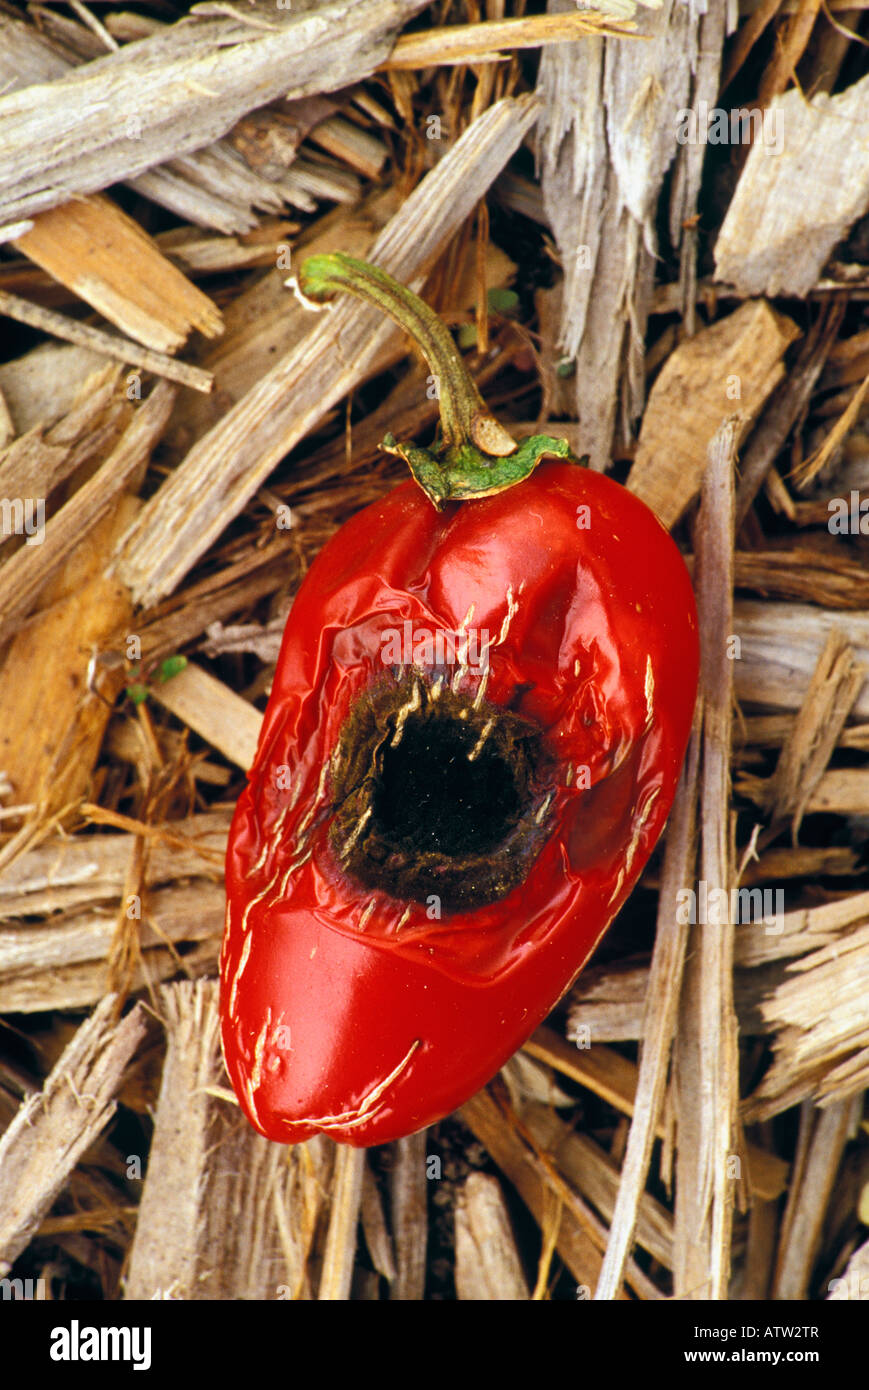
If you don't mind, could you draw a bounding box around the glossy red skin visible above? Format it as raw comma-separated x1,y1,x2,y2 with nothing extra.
220,460,698,1146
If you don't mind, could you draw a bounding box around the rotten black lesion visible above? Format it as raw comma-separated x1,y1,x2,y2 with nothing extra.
328,671,557,914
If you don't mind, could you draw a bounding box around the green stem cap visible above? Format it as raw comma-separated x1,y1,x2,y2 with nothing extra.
297,252,578,510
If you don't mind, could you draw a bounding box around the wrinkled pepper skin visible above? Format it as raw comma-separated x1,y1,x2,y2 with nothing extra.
221,460,698,1146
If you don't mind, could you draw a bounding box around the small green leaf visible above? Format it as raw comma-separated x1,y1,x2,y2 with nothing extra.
156,655,188,683
457,323,478,349
127,683,149,706
487,287,519,314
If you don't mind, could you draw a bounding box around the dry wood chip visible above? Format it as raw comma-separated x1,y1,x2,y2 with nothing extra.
733,299,844,529
383,10,635,69
773,1097,860,1300
715,73,869,296
112,93,543,606
566,958,650,1043
569,918,866,1077
501,1051,575,1112
0,994,148,1274
739,767,869,817
360,1158,397,1285
0,13,68,91
0,881,224,1012
530,1027,657,1126
594,718,699,1299
148,662,263,771
544,1024,790,1203
734,891,869,971
740,1189,779,1301
796,768,869,814
0,344,108,436
0,12,302,238
141,557,296,668
129,146,296,236
124,979,332,1299
753,628,864,838
537,0,714,469
0,811,227,918
673,420,739,1301
319,1144,365,1301
732,548,869,610
0,940,219,1018
668,1,727,335
229,96,337,180
461,1087,656,1298
199,618,286,663
0,1,430,225
461,1088,604,1295
155,221,300,275
720,0,781,93
0,290,213,393
0,380,175,649
0,363,126,507
534,283,576,420
744,919,869,1120
522,1103,673,1271
739,844,860,881
733,600,869,720
389,1129,428,1301
454,1172,529,1301
627,300,799,528
12,196,223,353
494,170,546,226
0,495,137,813
269,155,362,210
794,369,869,490
0,12,348,241
308,116,388,181
756,0,823,107
736,714,802,750
104,721,233,788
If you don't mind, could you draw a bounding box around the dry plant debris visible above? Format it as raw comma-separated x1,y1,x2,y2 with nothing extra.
0,0,868,1306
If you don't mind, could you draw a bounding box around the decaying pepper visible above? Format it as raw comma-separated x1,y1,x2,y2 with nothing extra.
220,255,699,1147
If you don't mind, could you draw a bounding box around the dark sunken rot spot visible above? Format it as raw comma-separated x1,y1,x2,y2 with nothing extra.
328,672,556,913
374,718,520,857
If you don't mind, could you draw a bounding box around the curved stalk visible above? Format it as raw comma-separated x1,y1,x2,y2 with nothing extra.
297,252,578,509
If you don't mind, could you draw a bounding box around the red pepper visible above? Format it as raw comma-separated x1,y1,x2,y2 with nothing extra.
220,256,699,1147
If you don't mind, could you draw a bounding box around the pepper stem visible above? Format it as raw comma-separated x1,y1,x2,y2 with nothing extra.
297,252,577,509
299,253,515,455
